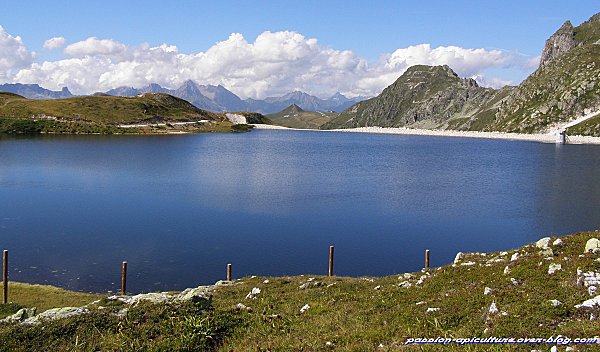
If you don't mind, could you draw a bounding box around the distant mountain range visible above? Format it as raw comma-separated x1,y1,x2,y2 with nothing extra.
106,81,366,114
0,83,74,99
0,81,366,115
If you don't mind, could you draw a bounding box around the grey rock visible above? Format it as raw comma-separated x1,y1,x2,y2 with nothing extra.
0,308,36,324
584,238,600,254
539,248,554,257
454,252,464,264
536,237,551,249
23,307,88,325
540,21,577,67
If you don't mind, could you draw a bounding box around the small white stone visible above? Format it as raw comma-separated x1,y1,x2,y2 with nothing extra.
548,263,562,275
263,279,270,284
550,346,558,352
488,301,499,314
378,344,384,349
307,277,315,282
236,303,247,310
398,281,412,288
374,285,381,290
553,238,564,246
484,287,492,295
300,304,310,313
415,301,426,305
589,286,597,296
510,253,520,262
426,307,440,313
245,287,261,299
454,252,464,264
549,299,562,307
325,341,334,347
511,278,519,285
461,261,476,266
503,266,511,275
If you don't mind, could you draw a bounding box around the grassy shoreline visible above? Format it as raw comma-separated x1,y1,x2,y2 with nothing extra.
0,118,254,135
1,231,599,350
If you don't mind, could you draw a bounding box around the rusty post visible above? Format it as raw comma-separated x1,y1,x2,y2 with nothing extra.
121,261,127,295
227,263,232,281
328,245,334,277
425,249,430,269
3,250,7,304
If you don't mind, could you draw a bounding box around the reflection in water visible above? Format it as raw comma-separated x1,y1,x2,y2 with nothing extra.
1,131,600,293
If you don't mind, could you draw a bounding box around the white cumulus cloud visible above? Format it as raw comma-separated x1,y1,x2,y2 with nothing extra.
0,25,34,81
64,37,128,58
1,26,539,98
43,36,65,50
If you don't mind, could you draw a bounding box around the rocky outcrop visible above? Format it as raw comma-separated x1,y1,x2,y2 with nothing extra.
540,21,577,67
0,284,214,325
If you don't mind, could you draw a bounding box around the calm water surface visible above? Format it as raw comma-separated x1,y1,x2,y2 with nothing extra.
1,130,600,293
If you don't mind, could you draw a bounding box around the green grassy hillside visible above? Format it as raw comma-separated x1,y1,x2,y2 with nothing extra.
0,92,223,125
1,231,599,351
0,92,261,134
266,104,337,129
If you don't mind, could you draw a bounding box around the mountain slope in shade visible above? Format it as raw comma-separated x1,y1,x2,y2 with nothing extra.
322,65,511,130
0,83,73,99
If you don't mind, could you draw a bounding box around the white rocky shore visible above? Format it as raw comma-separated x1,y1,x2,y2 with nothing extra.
251,124,600,145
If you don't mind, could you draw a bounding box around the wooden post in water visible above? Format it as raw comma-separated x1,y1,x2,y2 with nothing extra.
425,249,430,269
328,245,335,277
121,261,127,295
3,250,7,304
227,263,232,281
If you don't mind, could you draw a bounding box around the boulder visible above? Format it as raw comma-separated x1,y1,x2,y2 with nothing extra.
0,308,36,324
23,307,88,325
175,286,213,303
536,237,551,249
575,295,600,309
539,248,554,257
548,263,562,275
584,238,600,254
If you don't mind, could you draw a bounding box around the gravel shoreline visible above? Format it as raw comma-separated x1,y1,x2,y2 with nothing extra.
252,124,600,145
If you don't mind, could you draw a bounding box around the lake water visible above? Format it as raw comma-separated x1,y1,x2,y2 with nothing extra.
1,130,600,293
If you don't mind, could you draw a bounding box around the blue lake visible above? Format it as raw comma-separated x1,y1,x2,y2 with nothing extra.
1,130,600,293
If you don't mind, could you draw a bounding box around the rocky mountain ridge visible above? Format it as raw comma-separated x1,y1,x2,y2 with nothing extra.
324,11,600,135
322,65,512,130
488,12,600,134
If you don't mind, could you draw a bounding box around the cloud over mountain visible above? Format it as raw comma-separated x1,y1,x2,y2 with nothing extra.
0,25,34,81
1,26,538,98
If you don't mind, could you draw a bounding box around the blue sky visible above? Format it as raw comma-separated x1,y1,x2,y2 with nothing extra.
0,1,598,98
